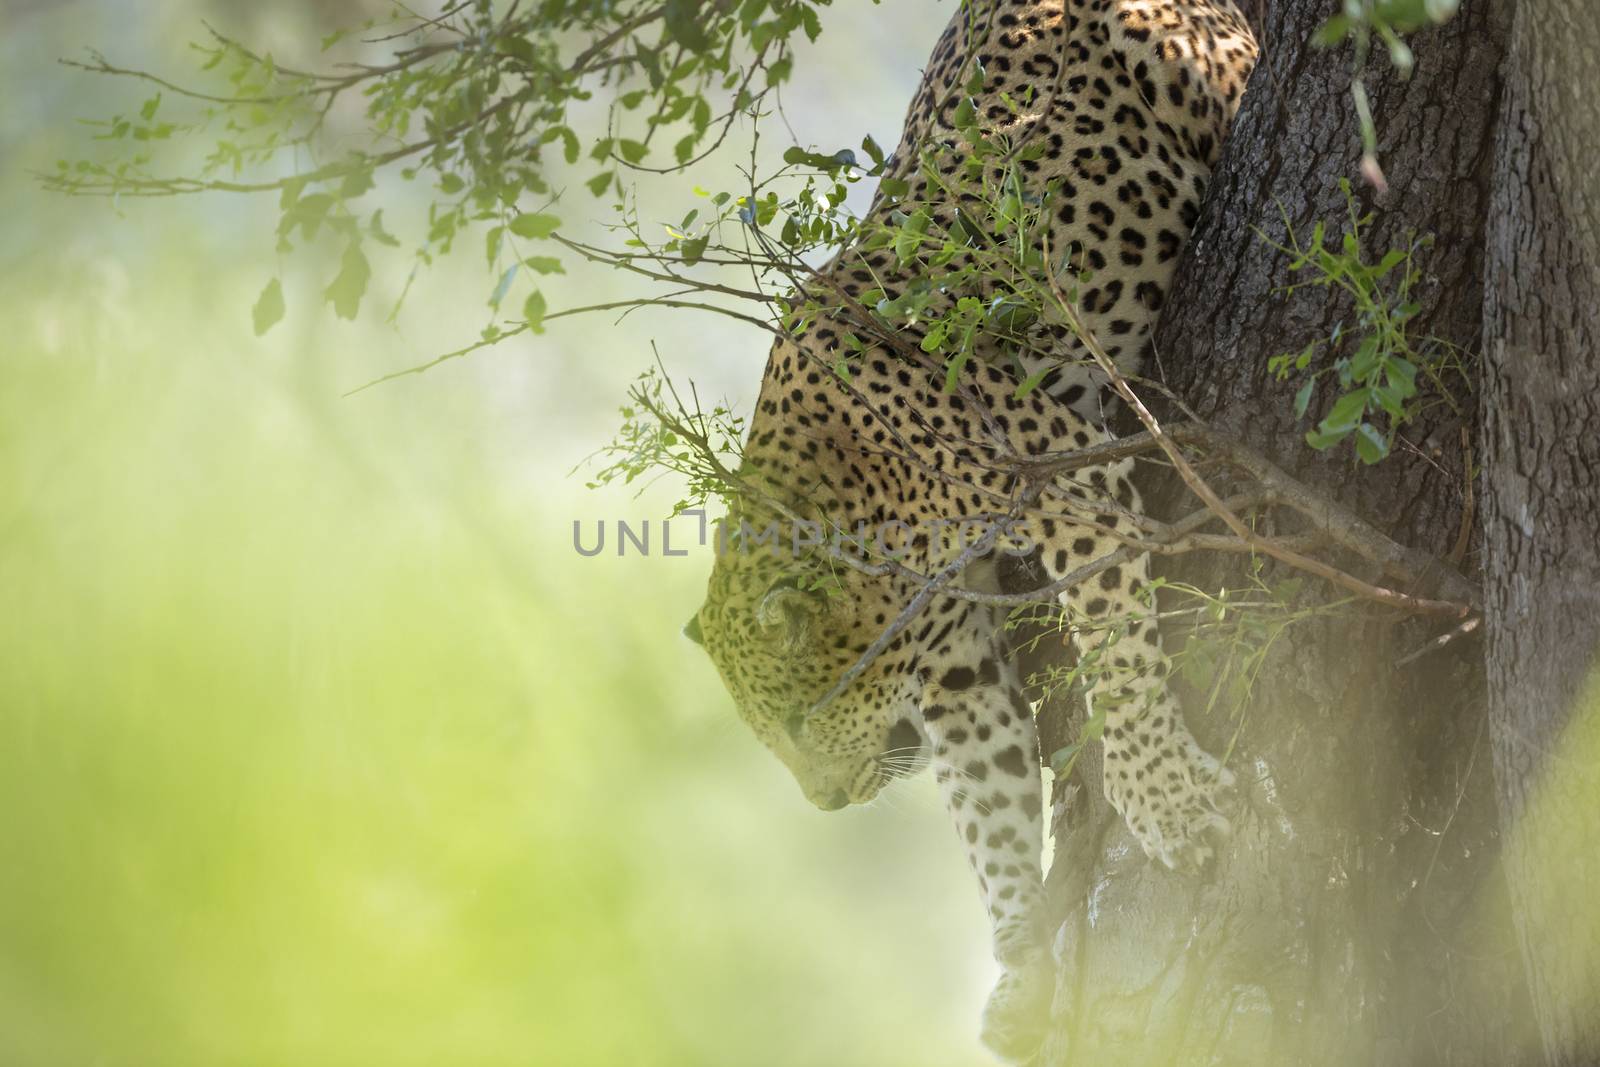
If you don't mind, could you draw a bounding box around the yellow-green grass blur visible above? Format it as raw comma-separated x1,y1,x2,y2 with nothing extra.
0,2,997,1064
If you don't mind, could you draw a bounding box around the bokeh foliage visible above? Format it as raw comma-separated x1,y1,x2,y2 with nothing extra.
3,2,999,1064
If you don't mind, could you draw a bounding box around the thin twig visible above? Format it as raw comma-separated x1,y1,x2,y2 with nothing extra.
808,505,1023,713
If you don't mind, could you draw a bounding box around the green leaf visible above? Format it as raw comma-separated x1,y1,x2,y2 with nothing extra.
618,139,648,164
523,290,548,334
1349,335,1382,379
799,5,822,42
943,349,969,393
680,235,709,265
1322,388,1371,432
1374,248,1408,277
252,278,285,336
1013,363,1054,399
1376,0,1435,31
522,256,565,275
496,35,535,66
663,0,713,51
894,208,932,262
1049,743,1081,773
1312,14,1353,47
282,193,334,240
1049,707,1107,772
508,212,560,239
325,241,370,320
1387,356,1419,392
586,170,615,197
278,178,306,211
139,94,161,121
635,43,664,89
1373,383,1406,419
1354,422,1390,464
1305,426,1354,450
369,209,401,247
1294,379,1316,417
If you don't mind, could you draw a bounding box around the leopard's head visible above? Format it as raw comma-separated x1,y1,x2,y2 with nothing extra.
687,521,926,810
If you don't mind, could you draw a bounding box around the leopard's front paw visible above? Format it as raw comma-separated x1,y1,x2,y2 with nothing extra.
980,959,1053,1064
1104,731,1234,870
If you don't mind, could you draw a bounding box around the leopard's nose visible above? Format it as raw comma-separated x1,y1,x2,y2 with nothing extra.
816,789,849,811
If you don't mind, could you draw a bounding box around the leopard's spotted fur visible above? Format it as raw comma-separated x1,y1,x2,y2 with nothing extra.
688,1,1257,1057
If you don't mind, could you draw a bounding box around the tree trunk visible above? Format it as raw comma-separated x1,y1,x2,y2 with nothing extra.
1033,2,1542,1063
1481,2,1600,1063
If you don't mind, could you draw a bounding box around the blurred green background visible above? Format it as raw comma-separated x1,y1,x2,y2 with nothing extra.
0,2,998,1064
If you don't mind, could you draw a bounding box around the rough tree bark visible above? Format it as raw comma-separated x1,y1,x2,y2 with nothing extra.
1481,2,1600,1063
1030,2,1547,1063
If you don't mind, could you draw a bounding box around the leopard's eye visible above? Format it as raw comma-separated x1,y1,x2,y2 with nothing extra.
757,573,827,636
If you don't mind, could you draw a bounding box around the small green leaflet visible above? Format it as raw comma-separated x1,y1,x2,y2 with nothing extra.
1049,707,1105,774
522,256,565,275
861,134,885,168
326,241,370,320
252,278,285,336
1013,362,1054,399
508,212,560,239
1294,379,1315,417
679,236,708,265
662,0,712,52
1353,422,1390,464
523,291,547,334
368,210,400,247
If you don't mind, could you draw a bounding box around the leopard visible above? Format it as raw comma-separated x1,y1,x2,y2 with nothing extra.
684,0,1258,1058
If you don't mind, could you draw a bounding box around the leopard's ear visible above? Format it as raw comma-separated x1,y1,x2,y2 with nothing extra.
683,612,705,646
